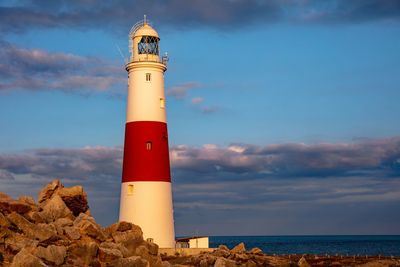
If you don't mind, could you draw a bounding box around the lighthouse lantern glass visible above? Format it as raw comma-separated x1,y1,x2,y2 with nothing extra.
138,36,159,55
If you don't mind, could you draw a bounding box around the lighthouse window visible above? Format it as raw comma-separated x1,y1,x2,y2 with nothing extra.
146,141,152,150
127,184,134,195
146,73,151,81
138,36,159,55
160,98,165,108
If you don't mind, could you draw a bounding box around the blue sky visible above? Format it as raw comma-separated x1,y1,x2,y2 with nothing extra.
1,0,400,235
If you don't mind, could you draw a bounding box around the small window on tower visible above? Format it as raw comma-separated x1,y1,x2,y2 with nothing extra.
160,98,165,108
146,73,151,81
127,184,134,195
146,141,152,150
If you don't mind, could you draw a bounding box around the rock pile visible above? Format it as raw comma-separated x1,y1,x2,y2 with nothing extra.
162,243,292,266
0,180,165,266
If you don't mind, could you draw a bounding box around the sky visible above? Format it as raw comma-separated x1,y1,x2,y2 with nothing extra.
0,0,400,236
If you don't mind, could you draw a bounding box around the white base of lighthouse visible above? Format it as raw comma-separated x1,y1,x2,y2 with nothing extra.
119,181,175,248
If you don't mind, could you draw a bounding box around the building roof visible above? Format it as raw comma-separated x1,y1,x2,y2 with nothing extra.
175,236,209,242
129,18,159,39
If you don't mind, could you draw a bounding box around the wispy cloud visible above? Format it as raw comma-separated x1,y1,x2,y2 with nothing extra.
166,82,200,99
0,41,125,93
0,1,399,34
191,97,204,104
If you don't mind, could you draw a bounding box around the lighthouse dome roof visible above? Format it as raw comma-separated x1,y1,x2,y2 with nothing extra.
130,20,159,39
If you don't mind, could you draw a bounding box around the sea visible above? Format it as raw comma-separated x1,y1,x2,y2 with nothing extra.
209,236,400,256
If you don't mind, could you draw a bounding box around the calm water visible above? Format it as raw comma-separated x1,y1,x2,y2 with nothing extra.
210,236,400,256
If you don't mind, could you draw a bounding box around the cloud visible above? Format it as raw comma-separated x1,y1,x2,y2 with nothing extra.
191,97,204,104
190,97,221,114
0,40,125,93
199,105,220,114
166,82,200,99
0,137,399,232
171,137,400,181
1,1,399,34
0,169,15,180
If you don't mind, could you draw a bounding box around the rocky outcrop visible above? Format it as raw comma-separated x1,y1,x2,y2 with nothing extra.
0,180,166,266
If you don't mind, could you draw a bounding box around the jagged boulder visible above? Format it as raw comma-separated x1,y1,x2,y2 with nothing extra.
57,186,89,216
231,242,246,254
73,213,106,241
5,233,39,253
98,246,123,262
7,212,56,242
298,256,311,267
249,247,263,254
107,256,149,267
0,197,32,215
214,257,238,267
40,195,73,223
38,180,63,204
34,245,67,266
67,240,99,266
10,248,48,267
100,241,130,258
0,211,10,227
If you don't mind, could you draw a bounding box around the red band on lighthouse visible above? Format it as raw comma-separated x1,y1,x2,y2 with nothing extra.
122,121,171,183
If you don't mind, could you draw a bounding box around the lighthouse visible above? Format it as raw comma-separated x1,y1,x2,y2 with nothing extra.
119,17,175,248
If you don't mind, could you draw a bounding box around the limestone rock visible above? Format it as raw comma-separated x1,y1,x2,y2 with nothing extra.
0,211,10,227
244,260,257,267
162,261,172,267
40,195,73,223
218,244,229,251
146,241,159,256
106,221,133,234
35,245,67,266
38,180,63,204
199,259,209,267
7,212,56,241
100,241,130,258
107,256,150,267
74,215,106,241
231,242,246,254
135,244,162,267
18,196,37,210
98,247,123,262
68,241,99,266
24,211,45,224
5,233,39,253
214,257,237,267
11,248,48,267
213,248,230,258
54,217,73,227
0,192,11,200
57,186,89,216
112,226,144,254
112,224,143,243
234,253,249,261
298,256,311,267
249,247,263,254
0,198,32,215
65,226,80,240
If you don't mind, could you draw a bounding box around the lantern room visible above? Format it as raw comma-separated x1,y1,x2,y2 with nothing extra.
129,16,161,63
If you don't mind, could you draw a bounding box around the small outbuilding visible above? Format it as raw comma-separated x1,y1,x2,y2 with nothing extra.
175,236,209,248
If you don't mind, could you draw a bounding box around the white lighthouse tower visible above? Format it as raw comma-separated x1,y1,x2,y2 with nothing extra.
119,17,175,248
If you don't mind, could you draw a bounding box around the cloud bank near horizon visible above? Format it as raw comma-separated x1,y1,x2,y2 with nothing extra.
0,137,399,234
1,0,399,34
